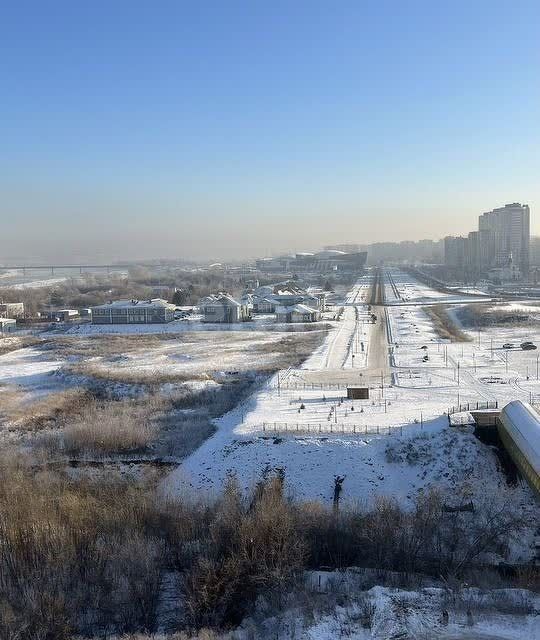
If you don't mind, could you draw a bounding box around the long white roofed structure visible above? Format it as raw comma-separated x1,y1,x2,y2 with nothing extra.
498,401,540,497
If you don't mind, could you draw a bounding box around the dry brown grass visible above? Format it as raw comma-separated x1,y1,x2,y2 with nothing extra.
423,304,471,342
3,387,91,430
56,329,328,386
0,457,164,639
62,399,158,456
0,335,42,356
63,360,210,385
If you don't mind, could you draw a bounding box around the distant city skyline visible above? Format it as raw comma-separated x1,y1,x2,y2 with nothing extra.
1,1,539,261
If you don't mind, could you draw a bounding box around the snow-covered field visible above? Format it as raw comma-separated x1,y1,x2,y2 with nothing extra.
0,346,63,392
166,271,540,533
389,303,540,409
0,331,306,394
385,268,491,305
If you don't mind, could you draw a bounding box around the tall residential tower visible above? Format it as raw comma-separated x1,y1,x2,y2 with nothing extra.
478,203,530,276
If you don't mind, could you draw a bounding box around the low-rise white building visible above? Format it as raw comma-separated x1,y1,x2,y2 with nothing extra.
200,294,252,323
275,303,321,323
252,295,276,313
91,299,176,324
0,318,16,333
0,302,24,318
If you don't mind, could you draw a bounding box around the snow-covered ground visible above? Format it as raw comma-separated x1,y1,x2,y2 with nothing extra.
0,329,318,396
385,269,491,305
0,346,63,392
292,579,540,640
165,271,539,526
389,303,540,409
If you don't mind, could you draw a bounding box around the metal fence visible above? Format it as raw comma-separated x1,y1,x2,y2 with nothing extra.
272,380,387,391
259,421,416,436
447,400,499,415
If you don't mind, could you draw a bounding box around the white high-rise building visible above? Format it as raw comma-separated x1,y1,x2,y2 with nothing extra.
478,203,530,277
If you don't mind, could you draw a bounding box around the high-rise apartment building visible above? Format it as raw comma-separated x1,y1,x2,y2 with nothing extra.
444,236,468,268
478,203,530,276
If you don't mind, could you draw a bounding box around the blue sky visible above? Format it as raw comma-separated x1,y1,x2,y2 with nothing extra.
1,1,539,260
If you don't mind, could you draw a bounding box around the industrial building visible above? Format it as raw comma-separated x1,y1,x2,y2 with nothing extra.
199,294,252,323
91,299,176,324
43,309,80,322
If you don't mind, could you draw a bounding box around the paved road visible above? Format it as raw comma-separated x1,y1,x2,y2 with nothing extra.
298,273,391,385
367,304,390,377
324,306,357,369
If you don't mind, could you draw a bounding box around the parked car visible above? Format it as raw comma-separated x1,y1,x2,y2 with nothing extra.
521,343,537,350
502,343,514,349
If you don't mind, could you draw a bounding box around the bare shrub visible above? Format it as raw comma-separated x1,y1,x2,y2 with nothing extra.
62,399,157,456
0,457,165,640
185,474,306,629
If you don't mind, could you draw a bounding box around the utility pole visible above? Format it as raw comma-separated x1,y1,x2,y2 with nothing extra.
457,361,460,386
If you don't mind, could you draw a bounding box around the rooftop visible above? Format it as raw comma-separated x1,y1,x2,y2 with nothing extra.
92,298,175,310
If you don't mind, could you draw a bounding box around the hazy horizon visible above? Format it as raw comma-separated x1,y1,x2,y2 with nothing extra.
1,1,538,263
